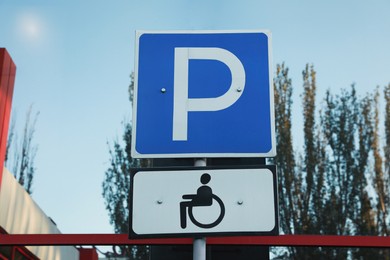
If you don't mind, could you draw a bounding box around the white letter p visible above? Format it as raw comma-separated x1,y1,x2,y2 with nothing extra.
173,47,246,141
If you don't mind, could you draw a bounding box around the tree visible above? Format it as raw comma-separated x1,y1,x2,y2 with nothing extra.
384,86,390,233
385,84,390,182
355,93,375,237
272,63,295,234
372,88,388,236
102,122,150,259
102,75,150,259
273,63,390,258
102,122,133,235
300,64,318,233
320,86,378,258
5,105,39,194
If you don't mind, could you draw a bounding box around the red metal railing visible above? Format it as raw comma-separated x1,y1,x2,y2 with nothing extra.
0,234,389,248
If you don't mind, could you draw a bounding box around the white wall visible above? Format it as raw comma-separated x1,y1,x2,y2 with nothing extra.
0,167,79,260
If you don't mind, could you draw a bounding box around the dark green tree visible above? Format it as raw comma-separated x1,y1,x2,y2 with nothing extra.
355,94,375,236
102,122,149,259
384,85,390,225
102,76,150,259
273,63,390,258
372,88,389,237
322,86,359,233
385,84,390,181
273,63,295,233
102,122,133,235
301,64,317,234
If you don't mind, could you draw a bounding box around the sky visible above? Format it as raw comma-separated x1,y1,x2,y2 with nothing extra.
1,0,390,238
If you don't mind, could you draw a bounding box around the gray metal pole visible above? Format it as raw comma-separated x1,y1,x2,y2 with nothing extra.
193,237,206,260
193,158,207,260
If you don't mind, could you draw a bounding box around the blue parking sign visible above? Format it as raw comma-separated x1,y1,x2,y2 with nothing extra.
131,30,276,158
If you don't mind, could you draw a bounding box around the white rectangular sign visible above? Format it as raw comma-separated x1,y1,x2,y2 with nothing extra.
129,166,278,238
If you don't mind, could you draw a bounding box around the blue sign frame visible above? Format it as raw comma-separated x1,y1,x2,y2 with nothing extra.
132,30,275,158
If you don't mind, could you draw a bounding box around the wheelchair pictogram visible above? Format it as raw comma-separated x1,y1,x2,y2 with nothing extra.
180,173,225,229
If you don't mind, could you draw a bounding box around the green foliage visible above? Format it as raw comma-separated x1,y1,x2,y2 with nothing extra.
385,84,390,173
272,63,296,235
102,122,133,234
372,88,389,236
102,123,149,260
274,64,390,259
102,73,154,259
102,122,150,259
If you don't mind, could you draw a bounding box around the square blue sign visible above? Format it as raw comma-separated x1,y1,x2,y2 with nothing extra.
132,30,275,158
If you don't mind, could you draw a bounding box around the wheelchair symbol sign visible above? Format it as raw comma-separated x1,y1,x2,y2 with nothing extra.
129,166,278,238
180,173,225,229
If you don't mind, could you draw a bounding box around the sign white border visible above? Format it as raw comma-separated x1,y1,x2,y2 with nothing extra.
129,165,279,238
131,30,276,158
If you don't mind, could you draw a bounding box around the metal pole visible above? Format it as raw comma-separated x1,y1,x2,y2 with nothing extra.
193,158,207,260
193,237,206,260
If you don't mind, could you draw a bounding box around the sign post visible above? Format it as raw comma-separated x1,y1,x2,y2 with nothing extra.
131,30,277,260
193,159,206,260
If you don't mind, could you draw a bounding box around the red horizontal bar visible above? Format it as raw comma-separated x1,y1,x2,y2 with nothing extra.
0,234,389,248
0,234,191,246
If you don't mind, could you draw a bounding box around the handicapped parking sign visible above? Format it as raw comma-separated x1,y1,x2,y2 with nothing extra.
129,166,278,238
131,30,276,158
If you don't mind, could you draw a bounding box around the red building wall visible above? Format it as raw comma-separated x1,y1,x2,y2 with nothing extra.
0,48,16,187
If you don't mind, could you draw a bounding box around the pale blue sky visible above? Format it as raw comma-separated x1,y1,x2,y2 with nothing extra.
1,0,390,234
